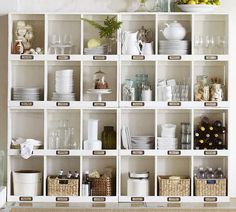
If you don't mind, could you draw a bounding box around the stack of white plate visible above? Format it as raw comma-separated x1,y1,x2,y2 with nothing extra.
131,136,155,150
13,87,41,101
159,40,190,55
84,45,108,55
157,137,178,150
52,69,75,101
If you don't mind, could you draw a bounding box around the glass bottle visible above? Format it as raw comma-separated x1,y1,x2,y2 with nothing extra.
196,167,205,179
214,168,224,179
102,126,116,149
82,171,91,196
93,69,109,89
122,79,136,101
206,168,215,179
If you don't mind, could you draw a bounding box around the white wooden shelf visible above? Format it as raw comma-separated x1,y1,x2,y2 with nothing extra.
7,12,230,204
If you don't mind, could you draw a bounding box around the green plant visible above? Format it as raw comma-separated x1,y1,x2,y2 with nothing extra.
82,16,122,39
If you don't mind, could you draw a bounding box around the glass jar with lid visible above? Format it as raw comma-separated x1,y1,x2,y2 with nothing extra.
194,75,210,101
93,69,109,89
127,171,149,196
135,74,151,101
122,79,136,101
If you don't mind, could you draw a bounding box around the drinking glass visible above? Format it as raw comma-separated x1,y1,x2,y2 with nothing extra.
48,130,56,149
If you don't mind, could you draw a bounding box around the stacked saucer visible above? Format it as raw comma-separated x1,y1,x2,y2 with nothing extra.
84,45,108,55
157,137,178,150
131,136,155,150
13,87,41,101
52,69,75,101
159,40,190,55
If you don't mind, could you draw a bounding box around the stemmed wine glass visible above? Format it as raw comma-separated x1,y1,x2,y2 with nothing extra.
217,36,226,54
194,35,204,54
205,35,215,54
50,34,61,54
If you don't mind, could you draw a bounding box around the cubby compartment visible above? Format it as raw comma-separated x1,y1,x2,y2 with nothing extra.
47,109,81,150
157,61,191,101
120,14,156,55
83,61,117,102
158,14,192,55
194,61,228,102
120,156,155,196
120,109,155,150
10,61,44,101
193,156,228,196
121,61,155,102
83,14,118,55
156,109,192,150
10,109,44,149
46,156,80,196
47,61,80,101
83,109,117,150
47,14,81,55
193,14,228,55
11,14,45,54
194,109,228,150
82,156,117,196
156,156,192,196
10,156,44,196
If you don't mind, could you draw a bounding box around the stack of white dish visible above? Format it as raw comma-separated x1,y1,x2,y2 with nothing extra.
157,124,178,150
84,45,108,55
131,136,155,149
13,87,41,101
159,40,190,55
157,137,178,150
52,69,75,101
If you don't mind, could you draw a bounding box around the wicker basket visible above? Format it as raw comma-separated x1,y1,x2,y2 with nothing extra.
158,176,191,196
47,176,79,196
195,177,227,196
90,176,113,196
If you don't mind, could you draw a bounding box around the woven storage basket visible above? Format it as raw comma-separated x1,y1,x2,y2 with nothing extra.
90,176,113,196
47,176,79,196
195,177,227,196
158,176,191,196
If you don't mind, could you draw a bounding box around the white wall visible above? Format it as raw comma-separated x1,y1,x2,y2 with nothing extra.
0,0,235,197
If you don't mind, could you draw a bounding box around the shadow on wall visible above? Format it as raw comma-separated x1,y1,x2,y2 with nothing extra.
0,15,8,185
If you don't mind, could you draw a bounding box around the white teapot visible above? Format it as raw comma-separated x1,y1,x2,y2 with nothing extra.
160,21,186,40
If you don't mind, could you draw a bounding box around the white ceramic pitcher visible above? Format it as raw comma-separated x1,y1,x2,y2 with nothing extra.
141,42,154,55
122,31,141,55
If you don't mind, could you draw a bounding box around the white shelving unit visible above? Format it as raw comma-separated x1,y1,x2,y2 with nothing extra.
7,12,230,204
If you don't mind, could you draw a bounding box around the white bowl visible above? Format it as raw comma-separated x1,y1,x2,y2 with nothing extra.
177,4,218,13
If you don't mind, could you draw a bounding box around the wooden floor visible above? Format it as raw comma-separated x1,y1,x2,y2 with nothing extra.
6,200,236,212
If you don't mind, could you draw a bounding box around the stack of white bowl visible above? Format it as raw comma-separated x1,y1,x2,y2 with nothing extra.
131,136,155,149
157,124,178,150
52,69,75,101
13,87,41,101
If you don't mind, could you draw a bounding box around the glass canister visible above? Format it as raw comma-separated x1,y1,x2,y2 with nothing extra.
127,172,149,196
122,79,136,101
135,74,151,101
93,69,109,89
101,126,116,149
194,75,210,101
0,151,4,186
